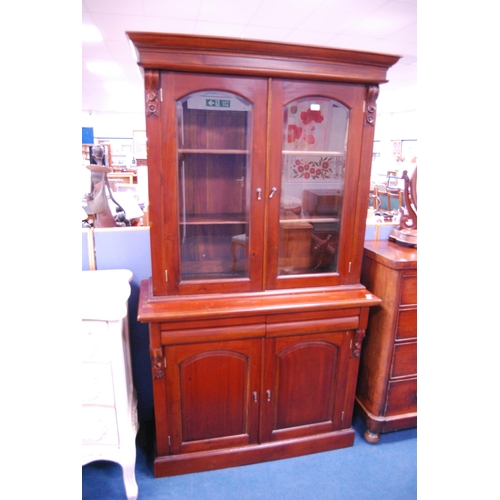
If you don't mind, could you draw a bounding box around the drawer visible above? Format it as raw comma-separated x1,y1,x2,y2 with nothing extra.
386,378,417,416
396,309,417,340
400,275,417,306
82,406,118,445
82,363,115,405
81,320,110,362
391,342,417,378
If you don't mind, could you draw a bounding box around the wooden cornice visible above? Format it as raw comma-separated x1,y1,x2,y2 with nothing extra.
127,32,400,84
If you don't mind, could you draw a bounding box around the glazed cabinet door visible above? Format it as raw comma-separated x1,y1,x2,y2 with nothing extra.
260,329,352,443
164,338,262,455
154,73,268,296
266,80,368,290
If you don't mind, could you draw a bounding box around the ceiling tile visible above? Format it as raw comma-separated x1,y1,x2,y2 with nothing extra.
297,0,388,33
82,0,417,115
82,0,145,16
142,0,203,18
82,41,114,59
285,29,339,47
240,24,294,42
344,0,416,38
194,21,246,38
246,0,321,29
106,39,138,59
197,0,262,24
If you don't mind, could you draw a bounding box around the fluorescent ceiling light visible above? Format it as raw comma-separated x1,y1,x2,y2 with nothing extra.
86,61,123,76
128,39,139,62
82,25,103,42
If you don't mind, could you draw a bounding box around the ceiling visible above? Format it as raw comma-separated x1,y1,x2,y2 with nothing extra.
82,0,417,117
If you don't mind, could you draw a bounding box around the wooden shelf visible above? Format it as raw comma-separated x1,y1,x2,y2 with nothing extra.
280,216,339,225
282,150,344,156
180,214,248,225
179,149,249,155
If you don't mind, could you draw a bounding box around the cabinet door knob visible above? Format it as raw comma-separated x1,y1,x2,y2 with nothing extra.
253,391,258,402
256,188,262,200
266,390,271,401
268,187,277,198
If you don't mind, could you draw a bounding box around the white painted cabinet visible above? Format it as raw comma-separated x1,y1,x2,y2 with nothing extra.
82,269,139,500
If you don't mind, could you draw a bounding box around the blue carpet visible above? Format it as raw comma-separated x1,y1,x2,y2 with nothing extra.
82,416,416,499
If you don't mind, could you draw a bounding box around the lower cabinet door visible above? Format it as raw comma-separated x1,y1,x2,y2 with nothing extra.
260,331,351,442
165,338,262,454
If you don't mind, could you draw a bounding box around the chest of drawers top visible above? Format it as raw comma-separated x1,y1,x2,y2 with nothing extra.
363,240,417,271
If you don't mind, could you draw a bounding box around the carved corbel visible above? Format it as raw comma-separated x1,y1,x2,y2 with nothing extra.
351,329,366,358
145,69,160,117
150,347,165,380
365,85,379,126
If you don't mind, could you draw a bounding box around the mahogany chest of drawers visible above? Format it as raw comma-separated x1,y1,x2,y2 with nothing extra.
355,240,417,443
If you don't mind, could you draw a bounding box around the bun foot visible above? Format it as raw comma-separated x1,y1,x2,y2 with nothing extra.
364,429,380,444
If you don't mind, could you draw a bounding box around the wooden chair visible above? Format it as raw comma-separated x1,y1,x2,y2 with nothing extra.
374,185,404,212
368,188,381,211
231,234,248,270
387,188,404,211
374,185,389,211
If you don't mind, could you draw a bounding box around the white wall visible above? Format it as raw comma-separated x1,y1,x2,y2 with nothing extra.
81,111,148,206
83,108,416,143
375,110,417,142
372,109,417,182
82,111,146,139
82,107,417,184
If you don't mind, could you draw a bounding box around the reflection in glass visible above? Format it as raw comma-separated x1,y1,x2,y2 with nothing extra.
279,97,349,275
176,91,252,280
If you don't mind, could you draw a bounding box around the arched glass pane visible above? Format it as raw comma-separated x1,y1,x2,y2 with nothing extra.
279,97,349,276
176,91,252,281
